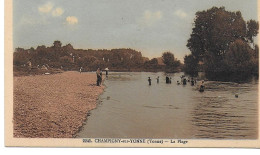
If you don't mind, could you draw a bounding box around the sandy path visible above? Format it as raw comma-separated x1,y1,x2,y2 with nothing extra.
13,71,105,138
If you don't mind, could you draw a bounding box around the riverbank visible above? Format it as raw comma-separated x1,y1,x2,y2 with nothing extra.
13,71,105,138
14,66,64,77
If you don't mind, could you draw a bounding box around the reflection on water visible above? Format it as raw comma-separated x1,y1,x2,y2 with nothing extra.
76,72,258,139
192,81,258,139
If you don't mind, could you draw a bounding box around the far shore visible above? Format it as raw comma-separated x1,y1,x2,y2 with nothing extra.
13,71,105,138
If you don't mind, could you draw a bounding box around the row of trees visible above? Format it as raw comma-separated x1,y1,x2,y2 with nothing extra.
14,41,182,74
184,7,259,81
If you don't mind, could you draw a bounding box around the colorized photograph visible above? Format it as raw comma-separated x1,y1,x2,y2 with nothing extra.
6,0,260,147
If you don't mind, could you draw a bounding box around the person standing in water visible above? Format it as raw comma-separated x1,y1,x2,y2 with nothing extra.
191,77,194,86
199,80,205,92
156,76,159,83
96,68,101,86
99,69,103,85
105,68,109,77
166,76,169,83
148,77,152,85
183,78,187,85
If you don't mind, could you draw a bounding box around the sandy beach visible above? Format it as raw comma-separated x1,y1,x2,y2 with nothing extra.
13,71,105,138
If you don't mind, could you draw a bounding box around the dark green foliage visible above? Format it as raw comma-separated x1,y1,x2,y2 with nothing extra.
183,54,199,75
162,52,181,72
224,40,254,72
144,58,159,71
246,20,259,43
185,6,259,81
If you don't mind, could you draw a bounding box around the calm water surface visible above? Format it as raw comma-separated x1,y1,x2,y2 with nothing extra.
77,72,258,139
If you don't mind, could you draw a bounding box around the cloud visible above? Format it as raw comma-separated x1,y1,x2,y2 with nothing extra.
52,7,64,17
38,2,54,13
38,2,64,17
138,10,162,26
66,16,78,25
174,9,187,18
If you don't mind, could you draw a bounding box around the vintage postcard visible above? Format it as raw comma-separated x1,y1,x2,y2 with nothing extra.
5,0,260,147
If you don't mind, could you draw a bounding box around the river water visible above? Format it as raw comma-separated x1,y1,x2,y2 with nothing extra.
76,72,258,139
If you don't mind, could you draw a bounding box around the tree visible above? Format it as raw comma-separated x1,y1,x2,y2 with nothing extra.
186,6,258,80
150,58,158,65
187,7,249,60
60,56,73,68
246,20,259,43
53,40,62,48
13,50,30,66
162,52,175,66
224,39,254,72
162,52,180,72
254,44,259,58
184,54,199,74
144,58,159,70
252,44,259,74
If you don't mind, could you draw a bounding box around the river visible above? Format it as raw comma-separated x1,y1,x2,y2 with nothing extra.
76,72,258,139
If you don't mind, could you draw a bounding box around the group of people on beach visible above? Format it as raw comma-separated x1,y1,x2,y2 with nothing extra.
148,75,205,92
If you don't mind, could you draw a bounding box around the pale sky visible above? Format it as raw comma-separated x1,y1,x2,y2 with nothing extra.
13,0,258,61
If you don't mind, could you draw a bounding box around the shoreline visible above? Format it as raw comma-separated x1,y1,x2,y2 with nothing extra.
73,76,108,138
13,71,105,138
